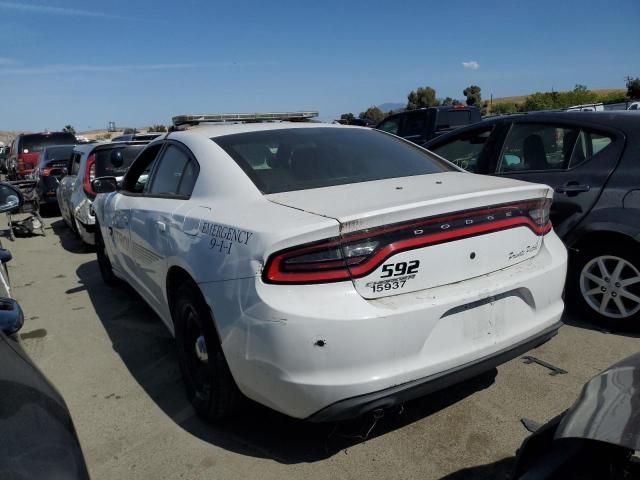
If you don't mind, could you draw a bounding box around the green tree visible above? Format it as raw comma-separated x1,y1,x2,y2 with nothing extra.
148,124,167,132
441,97,454,106
339,113,355,124
123,128,137,134
359,106,385,123
63,124,76,135
463,85,482,106
626,77,640,99
521,92,556,111
564,84,598,106
406,86,438,110
491,103,518,114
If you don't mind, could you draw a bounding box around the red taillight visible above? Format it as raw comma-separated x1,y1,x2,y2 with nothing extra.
83,153,96,197
263,198,552,284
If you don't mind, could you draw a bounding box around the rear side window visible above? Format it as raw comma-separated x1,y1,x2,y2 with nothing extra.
569,131,613,168
20,133,76,153
497,123,580,173
148,144,198,197
95,146,143,177
442,110,471,127
429,126,493,172
214,127,454,194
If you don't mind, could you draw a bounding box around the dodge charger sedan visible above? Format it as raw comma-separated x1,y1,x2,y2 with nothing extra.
91,115,567,422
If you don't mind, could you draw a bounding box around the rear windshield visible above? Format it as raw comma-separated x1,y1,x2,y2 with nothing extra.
133,133,161,141
42,145,74,165
20,133,76,153
95,145,144,177
213,127,454,194
438,110,471,127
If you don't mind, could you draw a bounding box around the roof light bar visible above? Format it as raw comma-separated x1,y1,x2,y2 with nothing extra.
172,111,319,127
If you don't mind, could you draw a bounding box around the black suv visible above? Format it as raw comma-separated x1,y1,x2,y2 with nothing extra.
424,111,640,326
376,106,481,145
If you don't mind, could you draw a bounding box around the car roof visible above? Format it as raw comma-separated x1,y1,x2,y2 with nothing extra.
483,110,640,127
424,110,640,147
73,141,146,154
166,121,354,140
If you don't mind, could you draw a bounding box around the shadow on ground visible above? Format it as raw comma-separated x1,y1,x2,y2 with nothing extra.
50,218,94,254
439,456,515,480
73,259,499,464
562,310,640,338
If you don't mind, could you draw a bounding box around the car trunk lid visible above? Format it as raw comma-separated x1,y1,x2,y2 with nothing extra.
266,172,553,299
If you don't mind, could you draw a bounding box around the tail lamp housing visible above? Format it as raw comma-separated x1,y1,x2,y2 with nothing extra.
83,153,96,198
263,198,553,284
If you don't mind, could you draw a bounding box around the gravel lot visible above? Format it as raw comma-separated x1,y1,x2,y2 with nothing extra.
8,214,639,480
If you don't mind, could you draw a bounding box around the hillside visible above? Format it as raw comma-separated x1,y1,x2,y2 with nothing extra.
491,88,626,105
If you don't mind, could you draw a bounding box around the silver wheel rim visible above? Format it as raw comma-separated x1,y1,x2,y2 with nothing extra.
580,255,640,319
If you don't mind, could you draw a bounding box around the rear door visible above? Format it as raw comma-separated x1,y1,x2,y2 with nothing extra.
490,121,623,238
129,142,199,311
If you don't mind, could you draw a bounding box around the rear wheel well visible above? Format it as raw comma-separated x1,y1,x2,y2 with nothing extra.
166,266,195,320
166,267,220,340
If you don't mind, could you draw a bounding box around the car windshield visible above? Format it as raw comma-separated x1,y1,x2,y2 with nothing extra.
21,133,76,153
95,145,144,177
213,127,454,194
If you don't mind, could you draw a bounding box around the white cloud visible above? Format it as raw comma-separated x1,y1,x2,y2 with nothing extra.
462,61,480,70
0,1,128,19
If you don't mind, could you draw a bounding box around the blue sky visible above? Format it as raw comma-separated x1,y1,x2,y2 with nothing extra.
0,0,638,131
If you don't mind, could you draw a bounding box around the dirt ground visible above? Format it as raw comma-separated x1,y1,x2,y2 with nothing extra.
7,213,639,480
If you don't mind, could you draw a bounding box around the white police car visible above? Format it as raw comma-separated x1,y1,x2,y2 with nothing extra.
91,112,567,422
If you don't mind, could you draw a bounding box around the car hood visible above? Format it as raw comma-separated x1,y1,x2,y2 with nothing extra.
555,352,640,451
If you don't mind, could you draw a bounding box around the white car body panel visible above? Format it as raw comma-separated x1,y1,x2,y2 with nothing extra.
57,144,97,245
93,122,568,419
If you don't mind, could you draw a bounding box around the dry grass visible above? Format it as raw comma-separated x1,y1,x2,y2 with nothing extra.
491,88,626,105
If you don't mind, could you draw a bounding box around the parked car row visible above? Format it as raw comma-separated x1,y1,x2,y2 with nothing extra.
58,141,150,244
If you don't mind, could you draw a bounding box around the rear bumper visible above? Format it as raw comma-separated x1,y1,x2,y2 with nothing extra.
76,219,96,245
308,322,560,422
74,197,95,245
200,231,568,420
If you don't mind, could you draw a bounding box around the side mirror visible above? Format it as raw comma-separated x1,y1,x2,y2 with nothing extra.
92,176,118,194
0,183,23,213
0,298,24,336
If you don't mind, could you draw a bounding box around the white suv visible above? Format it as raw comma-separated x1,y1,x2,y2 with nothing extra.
91,114,567,422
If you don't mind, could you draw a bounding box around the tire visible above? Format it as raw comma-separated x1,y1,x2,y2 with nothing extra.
172,282,240,422
569,244,640,328
95,224,120,287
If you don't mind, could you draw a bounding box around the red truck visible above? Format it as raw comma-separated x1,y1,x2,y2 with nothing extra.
7,131,76,180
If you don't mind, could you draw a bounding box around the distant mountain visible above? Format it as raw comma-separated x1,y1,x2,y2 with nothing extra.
377,102,405,113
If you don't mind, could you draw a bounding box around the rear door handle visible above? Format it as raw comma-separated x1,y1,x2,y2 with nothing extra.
555,183,590,195
156,221,166,232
